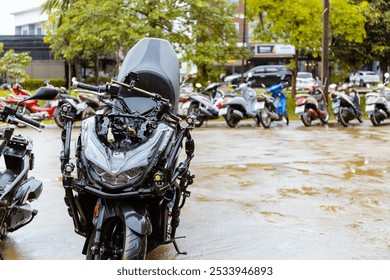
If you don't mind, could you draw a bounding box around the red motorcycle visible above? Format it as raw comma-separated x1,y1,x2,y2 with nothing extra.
3,82,59,123
294,84,329,126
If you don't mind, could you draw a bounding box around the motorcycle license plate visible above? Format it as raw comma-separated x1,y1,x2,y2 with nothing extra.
219,107,228,116
295,106,305,114
254,102,264,110
365,104,375,112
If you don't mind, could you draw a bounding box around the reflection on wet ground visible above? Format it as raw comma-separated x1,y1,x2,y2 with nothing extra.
1,121,390,260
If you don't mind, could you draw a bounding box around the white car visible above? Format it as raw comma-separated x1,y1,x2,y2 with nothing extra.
352,71,380,87
296,72,316,90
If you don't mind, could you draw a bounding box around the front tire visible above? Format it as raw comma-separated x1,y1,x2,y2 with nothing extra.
370,107,380,126
319,111,330,124
224,107,239,128
300,109,312,127
54,105,66,128
188,103,204,127
86,219,147,260
259,107,271,128
338,107,349,127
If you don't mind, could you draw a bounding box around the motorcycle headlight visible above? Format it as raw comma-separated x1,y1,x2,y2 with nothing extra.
90,162,146,188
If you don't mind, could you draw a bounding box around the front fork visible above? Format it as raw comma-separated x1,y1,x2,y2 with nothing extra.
59,105,85,234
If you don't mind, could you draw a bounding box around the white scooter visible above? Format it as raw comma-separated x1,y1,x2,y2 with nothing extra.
365,73,390,126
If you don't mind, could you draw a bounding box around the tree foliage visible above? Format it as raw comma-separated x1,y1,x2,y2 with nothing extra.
43,0,244,85
0,47,32,81
246,0,366,89
344,0,390,78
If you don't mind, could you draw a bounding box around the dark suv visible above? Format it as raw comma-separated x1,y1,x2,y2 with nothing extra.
224,65,292,87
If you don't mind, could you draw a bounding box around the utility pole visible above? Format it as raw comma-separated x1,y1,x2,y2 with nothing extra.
322,0,330,95
241,0,247,82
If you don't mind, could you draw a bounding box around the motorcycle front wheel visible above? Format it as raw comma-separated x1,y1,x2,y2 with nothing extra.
300,109,312,127
224,107,239,128
86,219,146,260
188,103,204,127
319,111,330,124
338,107,349,127
54,105,66,128
370,107,380,126
259,107,271,128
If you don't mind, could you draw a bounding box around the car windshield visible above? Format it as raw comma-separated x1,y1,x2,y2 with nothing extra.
365,72,376,76
297,73,312,79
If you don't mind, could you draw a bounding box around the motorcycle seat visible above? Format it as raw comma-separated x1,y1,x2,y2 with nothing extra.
0,169,16,189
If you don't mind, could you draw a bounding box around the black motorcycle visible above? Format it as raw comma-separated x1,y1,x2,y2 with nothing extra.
53,38,195,260
0,87,57,260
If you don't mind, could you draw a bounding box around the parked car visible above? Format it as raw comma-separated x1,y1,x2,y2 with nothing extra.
224,65,292,87
351,71,380,87
296,72,317,90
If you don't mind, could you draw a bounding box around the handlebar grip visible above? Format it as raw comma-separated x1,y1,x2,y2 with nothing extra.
15,112,45,129
72,78,106,93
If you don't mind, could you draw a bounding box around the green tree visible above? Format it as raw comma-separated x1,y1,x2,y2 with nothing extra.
343,0,390,79
0,48,32,81
246,0,366,94
43,0,243,85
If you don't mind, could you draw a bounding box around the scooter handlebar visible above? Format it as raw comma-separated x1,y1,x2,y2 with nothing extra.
72,77,106,93
15,111,45,129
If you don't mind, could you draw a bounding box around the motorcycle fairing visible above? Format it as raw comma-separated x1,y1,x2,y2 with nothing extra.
81,117,175,189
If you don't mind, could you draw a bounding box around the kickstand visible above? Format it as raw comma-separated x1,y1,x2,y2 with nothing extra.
173,239,187,255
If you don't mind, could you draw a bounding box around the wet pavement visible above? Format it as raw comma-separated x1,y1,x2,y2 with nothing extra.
1,119,389,259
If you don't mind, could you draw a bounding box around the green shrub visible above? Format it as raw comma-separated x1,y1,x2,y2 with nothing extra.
21,78,67,90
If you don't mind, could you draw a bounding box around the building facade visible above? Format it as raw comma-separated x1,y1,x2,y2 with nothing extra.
0,6,65,81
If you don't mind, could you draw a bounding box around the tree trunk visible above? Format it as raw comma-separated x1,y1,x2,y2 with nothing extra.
291,54,299,98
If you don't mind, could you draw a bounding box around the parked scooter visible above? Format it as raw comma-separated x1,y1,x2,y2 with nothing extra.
329,83,364,126
4,81,60,123
0,87,57,260
365,73,390,126
181,82,226,127
219,75,262,128
53,38,195,260
257,82,289,128
54,91,112,128
295,84,329,126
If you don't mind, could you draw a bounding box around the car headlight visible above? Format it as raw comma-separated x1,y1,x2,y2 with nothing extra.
90,162,146,188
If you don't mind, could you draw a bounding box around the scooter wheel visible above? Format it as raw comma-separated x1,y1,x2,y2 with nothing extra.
224,107,239,128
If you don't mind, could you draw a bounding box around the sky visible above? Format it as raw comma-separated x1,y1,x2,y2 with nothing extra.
0,0,45,35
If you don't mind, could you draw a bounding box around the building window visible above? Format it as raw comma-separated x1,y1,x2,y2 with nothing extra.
22,30,27,35
37,28,42,35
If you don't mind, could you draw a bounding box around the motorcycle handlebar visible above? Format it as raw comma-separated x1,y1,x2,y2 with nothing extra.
72,77,106,93
15,111,45,129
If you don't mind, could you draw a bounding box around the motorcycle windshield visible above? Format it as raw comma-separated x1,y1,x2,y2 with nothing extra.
117,38,180,113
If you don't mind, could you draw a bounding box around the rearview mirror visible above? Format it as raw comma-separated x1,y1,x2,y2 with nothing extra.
18,86,59,105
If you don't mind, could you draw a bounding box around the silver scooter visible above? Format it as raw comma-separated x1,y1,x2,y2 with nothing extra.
219,74,262,128
329,83,364,127
365,73,390,126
